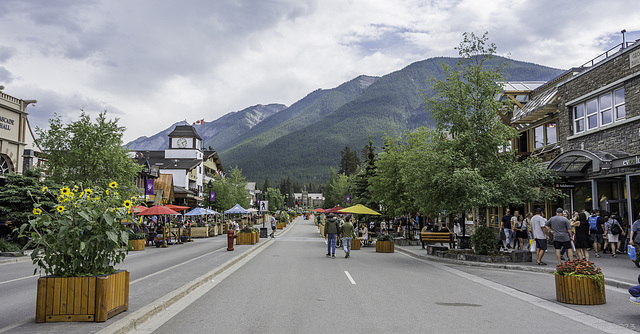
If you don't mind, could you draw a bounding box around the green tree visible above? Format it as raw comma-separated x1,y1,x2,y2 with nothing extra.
352,138,377,209
323,168,352,208
418,32,559,220
264,187,285,212
338,146,360,176
227,166,249,208
0,168,58,246
208,175,233,213
35,112,141,189
369,133,415,217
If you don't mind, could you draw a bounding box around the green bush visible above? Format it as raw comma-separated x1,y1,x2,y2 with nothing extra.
0,238,21,252
470,225,498,255
377,234,394,241
128,232,147,240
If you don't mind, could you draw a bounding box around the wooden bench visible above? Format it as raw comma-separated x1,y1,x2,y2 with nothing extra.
420,232,454,249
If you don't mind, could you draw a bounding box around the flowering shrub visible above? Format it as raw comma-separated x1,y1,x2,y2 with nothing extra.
19,182,137,277
555,259,604,296
240,226,257,233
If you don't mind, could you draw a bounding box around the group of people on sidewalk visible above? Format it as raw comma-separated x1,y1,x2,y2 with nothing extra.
501,207,640,266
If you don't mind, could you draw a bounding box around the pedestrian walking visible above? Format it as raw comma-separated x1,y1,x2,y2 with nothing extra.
515,214,528,250
269,214,276,238
531,208,549,265
604,214,624,257
589,210,605,257
572,212,590,261
547,207,574,265
341,218,355,258
325,214,339,258
500,208,513,249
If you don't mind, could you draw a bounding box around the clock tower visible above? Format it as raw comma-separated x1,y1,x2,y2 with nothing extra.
165,124,203,159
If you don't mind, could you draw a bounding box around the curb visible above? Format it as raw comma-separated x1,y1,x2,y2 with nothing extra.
98,234,276,334
395,247,636,290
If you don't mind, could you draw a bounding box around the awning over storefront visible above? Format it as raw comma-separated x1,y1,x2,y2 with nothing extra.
548,149,630,176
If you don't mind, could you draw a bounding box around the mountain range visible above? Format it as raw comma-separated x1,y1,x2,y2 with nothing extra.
125,56,564,184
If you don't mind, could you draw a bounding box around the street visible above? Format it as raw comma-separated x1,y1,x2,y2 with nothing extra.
2,216,640,333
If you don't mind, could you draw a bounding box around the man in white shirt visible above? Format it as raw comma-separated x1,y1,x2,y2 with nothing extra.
531,208,549,265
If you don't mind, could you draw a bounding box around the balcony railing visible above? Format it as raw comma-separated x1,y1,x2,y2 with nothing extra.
580,42,635,68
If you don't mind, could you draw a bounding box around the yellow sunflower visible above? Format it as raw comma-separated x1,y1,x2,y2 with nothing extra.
105,189,110,195
60,187,71,196
42,186,48,193
56,205,65,213
123,200,132,208
73,185,79,192
109,182,118,189
32,207,42,215
85,189,93,195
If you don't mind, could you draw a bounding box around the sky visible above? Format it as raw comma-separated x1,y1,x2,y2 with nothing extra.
1,0,639,143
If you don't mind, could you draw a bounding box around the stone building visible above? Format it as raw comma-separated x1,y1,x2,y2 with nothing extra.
548,40,640,224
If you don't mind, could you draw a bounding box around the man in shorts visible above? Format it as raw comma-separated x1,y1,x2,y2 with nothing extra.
531,208,549,265
547,207,574,265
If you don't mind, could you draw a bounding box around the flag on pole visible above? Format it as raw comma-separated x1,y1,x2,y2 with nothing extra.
193,119,204,125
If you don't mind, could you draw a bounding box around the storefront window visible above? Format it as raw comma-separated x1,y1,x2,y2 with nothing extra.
546,123,557,145
534,125,544,148
630,175,640,222
572,182,593,213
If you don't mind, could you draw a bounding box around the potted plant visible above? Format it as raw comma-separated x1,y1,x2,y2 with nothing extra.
237,226,254,245
376,234,394,253
128,232,147,251
554,259,606,305
19,182,135,322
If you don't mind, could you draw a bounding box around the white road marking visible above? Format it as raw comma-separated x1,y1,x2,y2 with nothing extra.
399,252,636,334
0,275,38,286
344,271,356,284
130,247,225,285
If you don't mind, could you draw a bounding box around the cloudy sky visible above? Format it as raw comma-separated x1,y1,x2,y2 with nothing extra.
1,0,639,143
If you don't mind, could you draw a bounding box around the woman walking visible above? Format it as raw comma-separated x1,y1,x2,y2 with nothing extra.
572,212,590,260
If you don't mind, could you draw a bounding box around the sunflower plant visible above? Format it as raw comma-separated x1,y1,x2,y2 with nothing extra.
19,182,138,277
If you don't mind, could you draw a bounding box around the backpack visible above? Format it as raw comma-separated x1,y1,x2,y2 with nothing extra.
610,220,621,235
588,215,598,231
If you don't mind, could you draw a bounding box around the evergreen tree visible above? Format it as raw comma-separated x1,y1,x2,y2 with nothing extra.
338,146,360,176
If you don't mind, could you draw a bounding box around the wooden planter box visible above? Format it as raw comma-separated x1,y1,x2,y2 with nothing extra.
351,238,361,250
376,240,394,253
190,227,209,238
251,232,258,244
129,239,145,251
36,270,129,323
555,274,606,305
277,223,284,230
236,232,252,245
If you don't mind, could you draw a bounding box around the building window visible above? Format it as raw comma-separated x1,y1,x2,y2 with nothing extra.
572,87,625,134
534,122,557,148
546,123,557,145
614,87,625,119
574,104,585,133
534,125,544,148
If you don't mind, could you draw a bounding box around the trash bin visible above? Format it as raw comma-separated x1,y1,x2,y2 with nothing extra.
457,236,471,249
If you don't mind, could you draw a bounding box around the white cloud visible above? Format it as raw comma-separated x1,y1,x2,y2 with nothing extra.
0,0,639,142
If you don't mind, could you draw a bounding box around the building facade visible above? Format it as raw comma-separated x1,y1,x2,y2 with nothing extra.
0,90,38,176
549,41,640,224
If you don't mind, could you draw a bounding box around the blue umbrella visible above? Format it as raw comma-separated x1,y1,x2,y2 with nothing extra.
224,204,250,214
184,207,209,216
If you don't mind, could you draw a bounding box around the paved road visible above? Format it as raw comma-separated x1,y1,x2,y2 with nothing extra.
4,216,640,333
0,227,262,333
134,219,640,334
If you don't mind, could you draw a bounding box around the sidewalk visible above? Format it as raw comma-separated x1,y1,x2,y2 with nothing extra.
395,243,639,290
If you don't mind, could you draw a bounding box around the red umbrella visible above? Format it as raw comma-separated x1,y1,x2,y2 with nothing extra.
137,205,180,216
313,208,325,213
165,204,190,212
131,205,148,213
324,206,343,213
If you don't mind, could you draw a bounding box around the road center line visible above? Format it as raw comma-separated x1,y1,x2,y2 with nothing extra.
344,271,356,284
